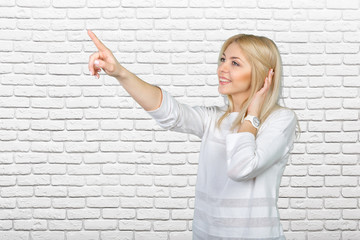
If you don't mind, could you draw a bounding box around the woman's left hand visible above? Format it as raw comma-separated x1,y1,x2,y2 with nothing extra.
246,68,274,117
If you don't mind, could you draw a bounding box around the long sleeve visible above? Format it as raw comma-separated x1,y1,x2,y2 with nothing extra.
225,108,297,182
145,87,212,138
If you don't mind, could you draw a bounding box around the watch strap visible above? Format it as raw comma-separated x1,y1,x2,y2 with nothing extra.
244,115,260,129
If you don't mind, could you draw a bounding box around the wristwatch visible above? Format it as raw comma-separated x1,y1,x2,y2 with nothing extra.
244,115,260,129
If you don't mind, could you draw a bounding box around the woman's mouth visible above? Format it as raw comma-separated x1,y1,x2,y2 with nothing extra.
219,77,231,85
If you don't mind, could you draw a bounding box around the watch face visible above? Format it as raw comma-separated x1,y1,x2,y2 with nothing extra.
253,117,260,127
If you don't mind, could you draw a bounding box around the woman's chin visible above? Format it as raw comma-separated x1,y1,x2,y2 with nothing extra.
218,86,229,95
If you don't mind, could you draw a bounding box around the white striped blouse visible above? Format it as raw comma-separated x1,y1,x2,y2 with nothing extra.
146,87,297,240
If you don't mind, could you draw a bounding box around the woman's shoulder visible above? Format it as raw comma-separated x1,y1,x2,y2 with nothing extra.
270,106,296,119
261,106,297,130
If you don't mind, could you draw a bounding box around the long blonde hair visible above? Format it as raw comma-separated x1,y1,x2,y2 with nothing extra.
215,34,300,139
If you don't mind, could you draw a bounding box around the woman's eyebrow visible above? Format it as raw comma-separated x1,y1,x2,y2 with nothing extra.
222,52,245,63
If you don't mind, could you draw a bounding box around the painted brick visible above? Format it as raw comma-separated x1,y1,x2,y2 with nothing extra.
0,2,359,238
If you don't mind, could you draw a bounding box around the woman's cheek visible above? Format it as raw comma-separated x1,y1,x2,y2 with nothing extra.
235,74,251,90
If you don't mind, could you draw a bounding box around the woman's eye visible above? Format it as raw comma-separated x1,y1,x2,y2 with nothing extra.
220,58,240,66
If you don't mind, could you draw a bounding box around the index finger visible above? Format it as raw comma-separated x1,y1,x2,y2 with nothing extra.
87,30,107,51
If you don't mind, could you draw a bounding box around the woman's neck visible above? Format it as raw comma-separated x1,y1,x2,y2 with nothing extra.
231,96,248,112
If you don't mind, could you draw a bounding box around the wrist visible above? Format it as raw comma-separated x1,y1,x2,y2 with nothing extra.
243,114,260,129
246,112,259,118
237,119,258,136
115,64,129,81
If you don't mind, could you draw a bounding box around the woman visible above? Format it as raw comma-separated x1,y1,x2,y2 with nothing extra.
88,30,299,239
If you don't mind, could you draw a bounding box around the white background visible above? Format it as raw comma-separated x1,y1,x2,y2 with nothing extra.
0,0,359,239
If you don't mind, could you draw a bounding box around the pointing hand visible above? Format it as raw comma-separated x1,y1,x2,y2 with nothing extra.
87,30,123,79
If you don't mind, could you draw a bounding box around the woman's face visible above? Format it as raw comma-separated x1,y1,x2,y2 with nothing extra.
217,42,252,103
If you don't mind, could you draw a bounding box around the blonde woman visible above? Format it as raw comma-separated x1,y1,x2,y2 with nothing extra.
88,30,299,240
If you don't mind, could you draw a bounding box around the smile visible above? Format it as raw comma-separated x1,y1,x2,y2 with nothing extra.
219,77,231,84
219,81,231,85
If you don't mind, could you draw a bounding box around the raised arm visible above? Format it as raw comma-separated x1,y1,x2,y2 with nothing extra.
226,108,297,182
87,30,162,112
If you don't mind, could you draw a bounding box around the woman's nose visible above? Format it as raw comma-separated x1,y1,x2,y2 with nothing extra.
219,62,229,73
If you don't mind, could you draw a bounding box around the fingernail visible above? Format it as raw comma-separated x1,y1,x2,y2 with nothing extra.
94,60,99,65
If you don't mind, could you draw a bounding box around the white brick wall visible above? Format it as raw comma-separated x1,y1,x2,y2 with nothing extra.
0,0,359,239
